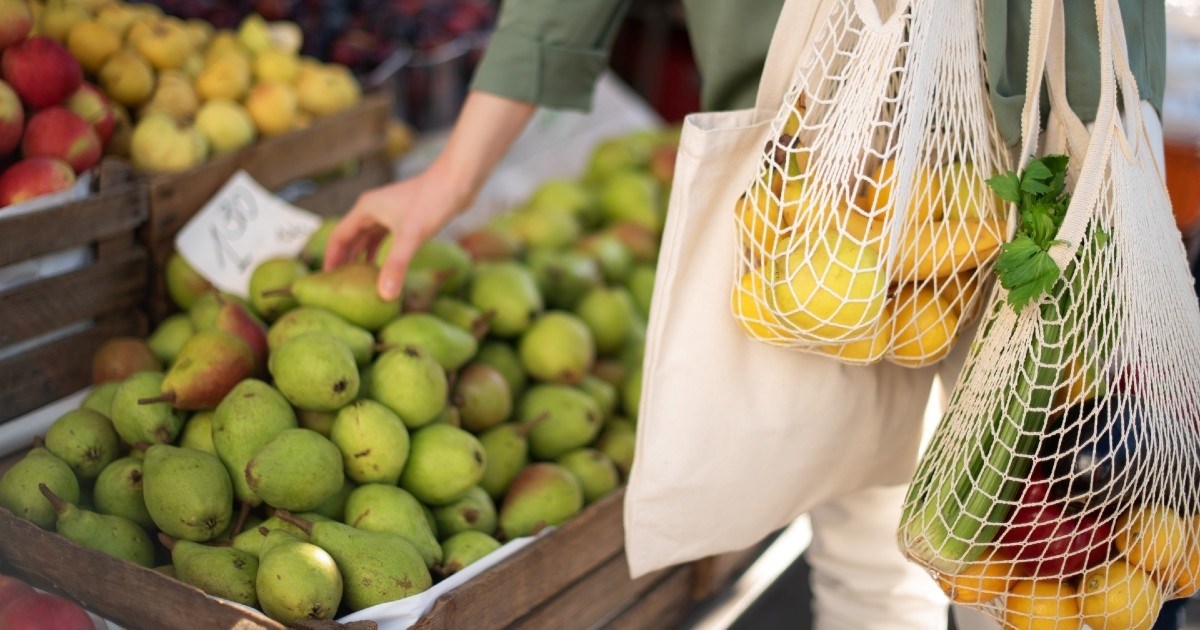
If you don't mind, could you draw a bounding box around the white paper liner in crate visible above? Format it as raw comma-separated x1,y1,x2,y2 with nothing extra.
0,173,95,293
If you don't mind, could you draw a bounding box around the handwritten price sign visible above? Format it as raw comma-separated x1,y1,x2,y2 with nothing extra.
175,170,323,298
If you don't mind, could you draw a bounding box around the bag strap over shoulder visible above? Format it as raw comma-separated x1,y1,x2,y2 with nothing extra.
754,0,836,112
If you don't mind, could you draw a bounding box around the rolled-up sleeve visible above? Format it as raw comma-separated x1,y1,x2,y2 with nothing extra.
470,0,632,111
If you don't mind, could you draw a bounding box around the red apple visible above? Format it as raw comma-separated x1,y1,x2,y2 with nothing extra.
0,592,93,630
66,83,114,146
22,106,100,173
0,0,32,49
0,577,34,616
0,157,75,208
1,37,82,109
0,78,22,156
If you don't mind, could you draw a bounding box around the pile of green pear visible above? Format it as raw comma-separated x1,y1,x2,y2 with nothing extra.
0,129,677,625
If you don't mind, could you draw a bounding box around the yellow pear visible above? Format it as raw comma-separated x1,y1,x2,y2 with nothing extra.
894,218,1006,281
936,271,982,315
195,52,251,101
296,65,361,117
136,18,192,71
205,31,250,64
130,112,202,173
39,3,89,42
736,185,783,260
863,159,943,225
244,81,298,137
940,162,1006,221
195,99,257,155
254,48,300,84
296,56,323,83
95,4,138,38
127,3,163,20
189,127,210,164
184,18,212,50
887,284,958,366
181,53,203,78
124,18,157,48
236,13,272,55
140,70,199,123
98,50,155,107
67,0,112,12
771,229,887,341
820,299,893,363
268,21,303,54
386,119,414,159
732,269,786,341
66,18,121,74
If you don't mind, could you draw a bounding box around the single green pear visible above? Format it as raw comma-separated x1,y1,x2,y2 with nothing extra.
458,226,522,261
377,313,477,372
475,341,527,400
556,448,620,504
625,264,656,319
178,411,217,455
468,262,543,337
161,533,258,607
497,463,583,540
596,420,636,477
284,263,399,331
231,513,328,557
433,486,497,539
110,372,185,445
525,249,602,310
80,382,120,418
477,421,540,501
577,375,618,421
518,311,595,385
622,365,643,422
516,385,603,460
92,456,155,530
142,444,232,542
268,307,374,367
438,531,502,577
0,444,80,529
369,345,447,429
402,238,473,294
300,218,339,269
144,330,256,410
255,529,343,624
452,363,512,433
330,400,409,484
313,478,356,522
250,258,309,321
574,233,633,284
510,205,582,250
400,267,453,313
297,409,337,437
599,170,662,232
40,484,154,566
212,379,298,506
269,333,359,412
430,297,488,336
343,484,442,568
574,287,637,355
528,178,600,228
147,314,195,366
244,428,344,512
275,511,432,611
165,252,213,311
188,291,252,330
44,409,121,481
399,424,486,506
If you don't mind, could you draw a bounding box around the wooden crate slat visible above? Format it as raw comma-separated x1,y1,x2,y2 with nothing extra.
0,249,147,348
0,509,281,630
600,568,693,630
0,315,145,424
510,553,668,629
411,490,628,629
0,183,145,267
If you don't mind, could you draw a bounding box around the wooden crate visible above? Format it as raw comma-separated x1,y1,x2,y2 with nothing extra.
137,90,393,322
0,163,149,425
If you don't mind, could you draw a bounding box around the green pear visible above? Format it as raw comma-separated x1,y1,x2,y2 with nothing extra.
622,365,643,422
269,333,359,412
526,250,603,310
285,263,399,331
147,313,195,365
574,233,633,284
249,258,308,321
165,251,212,310
93,456,155,530
142,444,232,542
577,375,617,421
343,484,442,568
498,463,583,539
0,445,81,529
585,136,651,184
475,341,527,400
297,408,337,437
313,478,356,522
44,409,121,480
399,424,486,506
430,297,488,336
518,312,595,385
574,287,637,355
110,372,185,445
378,313,477,372
596,420,636,477
149,330,256,410
599,170,662,233
625,264,656,319
256,529,342,624
245,428,344,511
231,513,329,557
468,262,543,337
330,399,409,484
528,178,601,228
556,448,620,504
369,345,447,429
178,411,217,455
268,307,374,367
476,418,548,501
517,385,603,460
458,226,522,261
438,531,502,577
276,511,431,611
39,484,154,566
81,382,120,418
452,363,512,433
378,238,472,295
189,291,253,330
433,486,496,539
213,379,298,506
300,218,339,269
510,205,581,250
161,533,258,606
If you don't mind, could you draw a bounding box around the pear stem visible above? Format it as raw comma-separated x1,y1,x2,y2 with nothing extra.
257,526,271,537
31,436,45,449
471,310,496,341
462,508,479,524
131,442,150,453
137,391,176,406
260,287,293,298
232,501,252,537
272,510,313,537
157,532,177,551
516,412,551,438
373,343,394,353
37,483,66,514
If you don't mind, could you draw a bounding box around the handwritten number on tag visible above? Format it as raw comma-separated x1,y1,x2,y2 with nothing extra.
208,188,258,272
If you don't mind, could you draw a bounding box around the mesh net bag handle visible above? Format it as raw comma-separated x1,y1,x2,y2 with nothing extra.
729,0,1014,368
897,0,1200,625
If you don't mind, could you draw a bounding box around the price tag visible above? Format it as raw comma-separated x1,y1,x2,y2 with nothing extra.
174,170,323,298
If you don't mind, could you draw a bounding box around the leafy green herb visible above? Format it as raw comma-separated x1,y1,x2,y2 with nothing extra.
985,155,1072,311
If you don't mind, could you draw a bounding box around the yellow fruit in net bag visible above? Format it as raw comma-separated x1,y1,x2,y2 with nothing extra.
940,162,1005,221
894,217,1006,281
1003,579,1081,630
1116,505,1189,575
1054,354,1109,408
862,159,943,224
935,271,981,316
731,270,785,341
936,551,1020,604
1167,519,1200,598
736,184,784,258
771,229,886,341
818,299,893,363
887,284,958,366
1080,560,1164,630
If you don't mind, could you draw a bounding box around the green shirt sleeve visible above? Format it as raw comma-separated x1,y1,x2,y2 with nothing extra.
470,0,633,110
